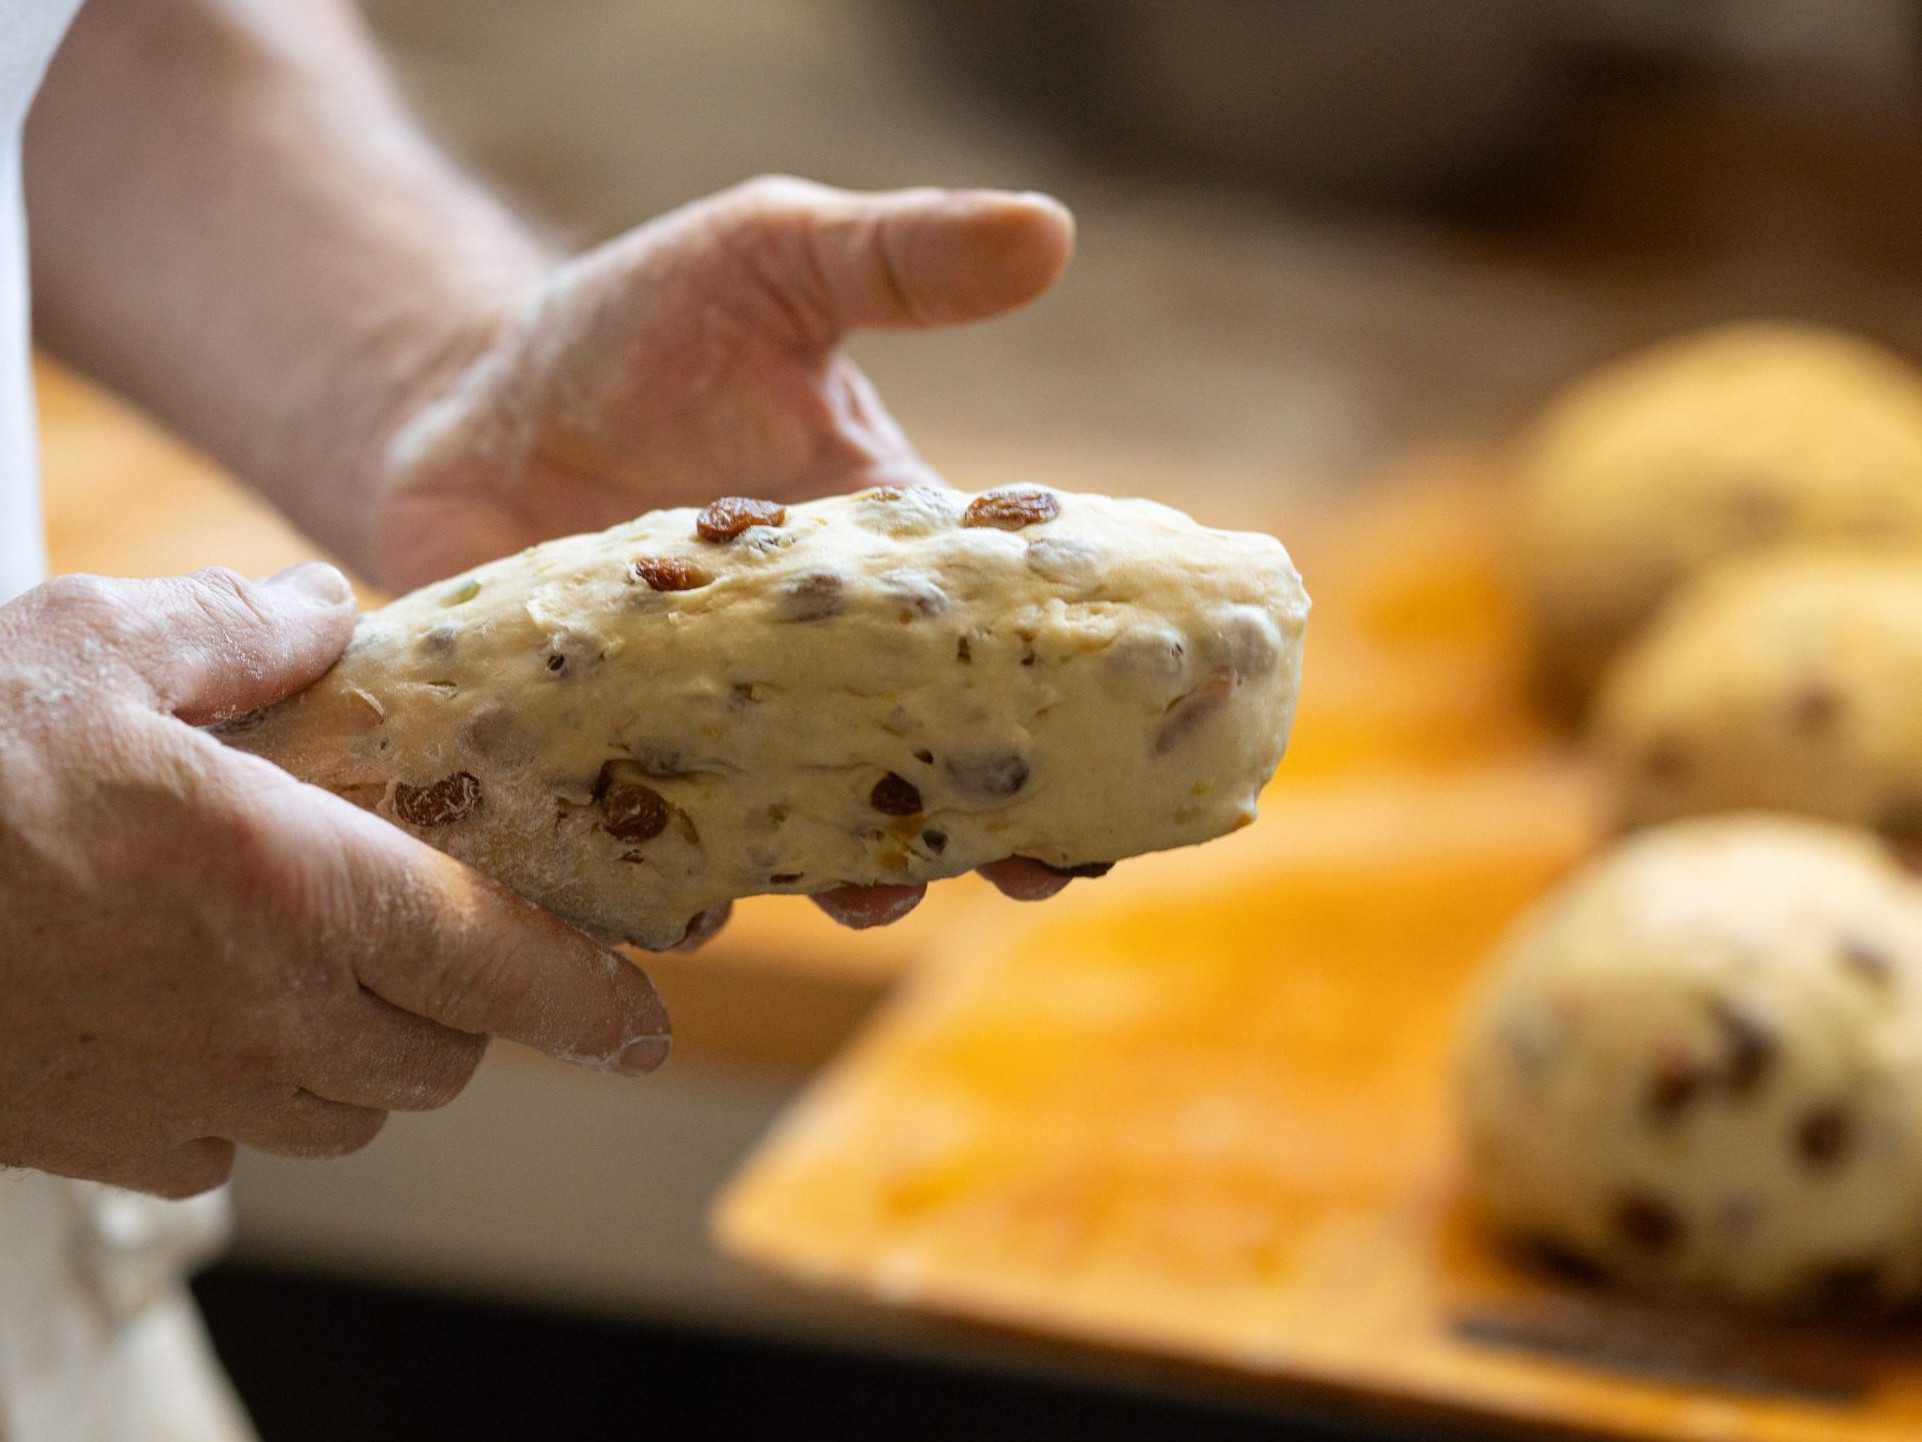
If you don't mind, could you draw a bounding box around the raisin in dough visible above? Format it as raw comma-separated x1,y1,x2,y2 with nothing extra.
1595,549,1922,839
1459,816,1922,1310
222,486,1308,949
1512,323,1922,712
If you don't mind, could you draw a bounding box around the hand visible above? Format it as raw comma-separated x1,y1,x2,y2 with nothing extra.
366,176,1073,586
0,564,671,1197
367,176,1085,923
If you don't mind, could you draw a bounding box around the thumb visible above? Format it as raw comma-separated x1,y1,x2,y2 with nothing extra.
721,178,1075,339
124,563,357,724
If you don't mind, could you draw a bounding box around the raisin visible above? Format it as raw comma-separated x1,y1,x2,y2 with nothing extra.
1839,934,1895,987
1796,1106,1852,1169
920,828,948,854
1801,1260,1885,1311
457,706,514,757
1024,535,1101,586
877,568,950,618
1645,1048,1709,1123
955,636,972,664
779,572,844,622
1612,1193,1683,1254
419,624,459,656
945,751,1029,798
696,496,785,542
1790,681,1842,732
1155,667,1237,755
1710,996,1777,1095
963,488,1060,531
546,653,567,674
595,760,669,844
913,749,934,765
629,556,708,592
1642,736,1691,783
1878,793,1922,850
1727,483,1787,535
1516,1234,1610,1288
394,772,482,827
870,772,924,816
770,872,804,885
1220,611,1281,680
1889,839,1922,877
1026,858,1115,879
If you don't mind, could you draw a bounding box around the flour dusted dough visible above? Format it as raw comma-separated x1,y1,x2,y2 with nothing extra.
223,487,1308,948
1512,323,1922,709
1460,816,1922,1310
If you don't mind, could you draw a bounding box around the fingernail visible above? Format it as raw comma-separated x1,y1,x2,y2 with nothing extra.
267,561,352,607
615,1034,672,1076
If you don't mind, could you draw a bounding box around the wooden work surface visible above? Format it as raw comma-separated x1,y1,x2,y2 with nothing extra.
711,476,1922,1442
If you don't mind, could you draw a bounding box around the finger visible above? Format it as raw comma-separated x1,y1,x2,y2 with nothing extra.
299,989,488,1111
810,882,926,929
712,177,1074,340
977,858,1075,902
325,804,673,1076
226,1091,387,1159
806,185,1074,333
56,564,358,724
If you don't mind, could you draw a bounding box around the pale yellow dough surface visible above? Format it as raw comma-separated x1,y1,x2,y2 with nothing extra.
1460,816,1922,1309
1595,549,1922,836
224,486,1307,948
1512,323,1922,707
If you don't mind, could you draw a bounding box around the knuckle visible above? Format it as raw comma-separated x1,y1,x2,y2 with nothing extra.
185,565,275,633
36,573,129,636
725,173,815,218
423,945,527,1035
190,564,249,597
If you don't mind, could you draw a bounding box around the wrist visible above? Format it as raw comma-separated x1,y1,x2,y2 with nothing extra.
306,239,551,585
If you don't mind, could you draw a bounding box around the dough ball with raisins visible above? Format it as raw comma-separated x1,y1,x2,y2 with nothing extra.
1512,324,1922,714
1458,815,1922,1310
1594,550,1922,839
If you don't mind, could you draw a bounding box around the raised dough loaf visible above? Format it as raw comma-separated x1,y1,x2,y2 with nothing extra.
222,486,1308,948
1460,816,1922,1310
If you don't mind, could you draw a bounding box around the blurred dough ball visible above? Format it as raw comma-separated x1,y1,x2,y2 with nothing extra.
1595,550,1922,840
1459,815,1922,1310
1513,324,1922,712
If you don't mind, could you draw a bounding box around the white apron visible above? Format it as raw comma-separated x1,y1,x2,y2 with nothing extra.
1,3,254,1437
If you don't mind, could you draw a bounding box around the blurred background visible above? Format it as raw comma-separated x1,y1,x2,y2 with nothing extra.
356,0,1922,517
46,1,1922,1435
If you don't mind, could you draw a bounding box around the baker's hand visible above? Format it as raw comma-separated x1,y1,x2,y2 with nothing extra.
0,564,671,1198
367,177,1073,588
367,176,1080,920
